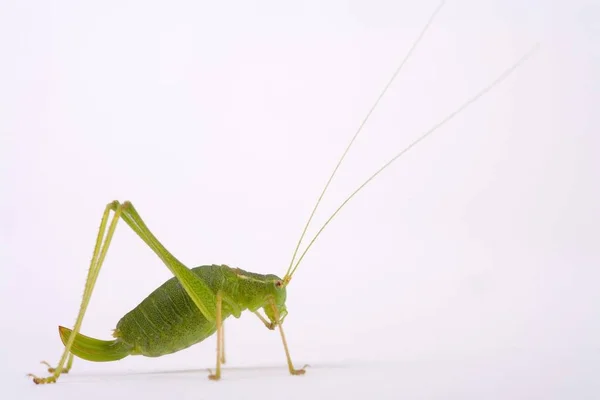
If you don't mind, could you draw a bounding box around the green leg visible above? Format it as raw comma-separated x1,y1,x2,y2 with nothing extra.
29,200,219,384
29,202,123,384
116,201,218,322
40,353,73,374
209,292,224,381
269,299,306,376
220,322,226,364
254,311,275,330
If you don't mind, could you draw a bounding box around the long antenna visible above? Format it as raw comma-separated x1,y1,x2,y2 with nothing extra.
283,0,447,283
286,43,540,280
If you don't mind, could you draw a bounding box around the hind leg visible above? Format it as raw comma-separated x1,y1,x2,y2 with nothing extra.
40,353,73,374
28,202,123,384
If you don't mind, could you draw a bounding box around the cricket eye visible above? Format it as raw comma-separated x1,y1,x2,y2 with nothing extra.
275,280,283,288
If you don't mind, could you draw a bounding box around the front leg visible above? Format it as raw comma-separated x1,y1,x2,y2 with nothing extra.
254,311,275,330
269,300,306,376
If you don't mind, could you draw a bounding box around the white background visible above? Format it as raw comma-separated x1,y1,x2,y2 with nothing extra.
2,0,599,399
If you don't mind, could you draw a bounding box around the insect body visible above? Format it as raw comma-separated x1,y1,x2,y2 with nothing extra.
62,265,286,361
28,1,539,384
30,200,301,384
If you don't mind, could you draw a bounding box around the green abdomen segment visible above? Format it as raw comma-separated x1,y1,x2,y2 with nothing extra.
58,326,132,362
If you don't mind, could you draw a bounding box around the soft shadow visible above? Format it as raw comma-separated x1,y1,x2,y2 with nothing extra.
56,361,359,383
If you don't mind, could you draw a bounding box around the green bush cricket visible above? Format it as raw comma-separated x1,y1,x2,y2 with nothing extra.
28,1,539,384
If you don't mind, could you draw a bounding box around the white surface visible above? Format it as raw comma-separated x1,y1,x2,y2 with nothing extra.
2,0,599,399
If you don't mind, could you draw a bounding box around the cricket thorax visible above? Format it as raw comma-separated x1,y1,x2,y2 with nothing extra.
225,266,288,315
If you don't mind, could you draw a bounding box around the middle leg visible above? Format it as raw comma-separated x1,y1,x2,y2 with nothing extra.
209,292,223,380
220,322,226,364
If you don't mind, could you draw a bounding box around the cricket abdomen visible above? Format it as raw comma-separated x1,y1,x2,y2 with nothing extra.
62,264,284,361
114,265,227,357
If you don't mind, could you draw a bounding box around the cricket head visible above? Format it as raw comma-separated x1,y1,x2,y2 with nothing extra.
263,274,288,325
